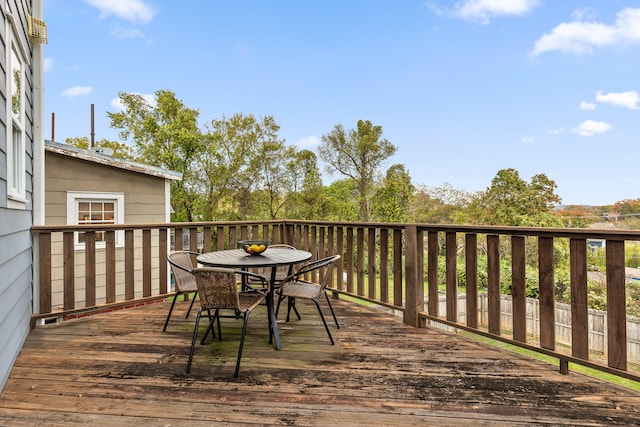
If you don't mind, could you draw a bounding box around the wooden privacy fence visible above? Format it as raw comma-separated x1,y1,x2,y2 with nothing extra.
31,220,640,382
433,293,640,364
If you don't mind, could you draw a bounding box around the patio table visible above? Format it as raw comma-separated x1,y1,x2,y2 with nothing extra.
197,247,312,350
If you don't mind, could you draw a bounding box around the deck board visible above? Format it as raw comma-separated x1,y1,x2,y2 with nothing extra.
1,298,639,426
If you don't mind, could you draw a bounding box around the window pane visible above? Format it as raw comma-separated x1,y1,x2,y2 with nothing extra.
11,47,22,120
11,126,23,193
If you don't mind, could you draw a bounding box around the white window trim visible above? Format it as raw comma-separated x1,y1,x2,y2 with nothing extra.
67,192,125,250
6,15,28,207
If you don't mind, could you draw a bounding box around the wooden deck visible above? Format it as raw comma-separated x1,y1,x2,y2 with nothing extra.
1,298,639,426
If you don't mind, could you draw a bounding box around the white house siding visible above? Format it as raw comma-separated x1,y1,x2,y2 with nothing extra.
0,0,38,392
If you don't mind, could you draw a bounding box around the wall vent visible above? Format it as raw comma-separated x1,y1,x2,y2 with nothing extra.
28,16,48,44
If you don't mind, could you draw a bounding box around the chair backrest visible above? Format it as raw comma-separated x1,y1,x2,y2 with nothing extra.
168,251,198,292
290,255,341,295
192,267,243,310
252,244,297,280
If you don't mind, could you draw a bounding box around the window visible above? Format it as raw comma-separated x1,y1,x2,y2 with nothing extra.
7,36,26,204
67,192,125,249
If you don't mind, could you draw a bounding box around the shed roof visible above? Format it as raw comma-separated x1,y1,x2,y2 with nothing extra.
45,140,182,181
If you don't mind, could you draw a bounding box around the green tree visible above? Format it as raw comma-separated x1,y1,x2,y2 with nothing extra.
470,168,561,226
319,120,397,222
372,164,414,223
410,183,472,224
65,136,136,160
283,149,325,219
322,179,360,221
196,114,287,220
107,90,202,221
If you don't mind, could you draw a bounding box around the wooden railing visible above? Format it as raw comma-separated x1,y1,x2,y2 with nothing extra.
31,220,640,381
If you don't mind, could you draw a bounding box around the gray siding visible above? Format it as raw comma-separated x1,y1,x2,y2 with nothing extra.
0,0,35,392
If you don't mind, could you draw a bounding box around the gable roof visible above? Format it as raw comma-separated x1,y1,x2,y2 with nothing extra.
45,140,182,181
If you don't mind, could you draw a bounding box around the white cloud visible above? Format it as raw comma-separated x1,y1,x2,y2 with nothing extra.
547,128,565,135
571,7,597,21
61,86,93,97
296,136,320,148
521,136,535,144
111,27,145,40
580,101,597,111
44,57,54,72
571,120,611,136
454,0,540,24
109,93,156,111
595,90,640,109
84,0,156,24
531,8,640,56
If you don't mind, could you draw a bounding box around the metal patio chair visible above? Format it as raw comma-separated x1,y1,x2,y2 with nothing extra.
164,250,200,332
276,254,341,344
187,267,268,377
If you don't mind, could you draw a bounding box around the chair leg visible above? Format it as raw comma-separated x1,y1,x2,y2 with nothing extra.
286,297,294,322
313,299,334,345
290,300,302,320
185,292,198,318
162,292,180,332
276,293,283,318
234,311,250,378
216,309,223,341
201,309,218,345
324,291,340,329
187,309,203,373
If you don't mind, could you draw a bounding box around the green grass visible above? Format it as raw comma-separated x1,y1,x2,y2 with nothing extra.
461,332,640,391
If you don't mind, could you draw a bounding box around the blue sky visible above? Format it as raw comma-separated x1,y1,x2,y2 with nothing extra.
43,0,640,206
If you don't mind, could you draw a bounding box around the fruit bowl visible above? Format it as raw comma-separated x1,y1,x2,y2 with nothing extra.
238,240,271,255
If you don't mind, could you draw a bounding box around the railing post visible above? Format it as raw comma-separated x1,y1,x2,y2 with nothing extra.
38,232,52,315
404,225,423,327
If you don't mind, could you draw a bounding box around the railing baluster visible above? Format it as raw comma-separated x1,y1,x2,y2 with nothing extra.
368,227,377,299
143,229,152,297
124,230,134,301
106,230,116,303
393,228,403,307
570,238,589,360
190,227,198,252
487,234,500,335
606,239,627,370
538,237,555,350
446,232,457,322
512,235,526,343
346,227,354,293
356,227,365,296
336,226,345,292
465,233,478,328
427,231,439,317
159,228,168,294
379,228,389,303
84,231,96,307
63,231,74,311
